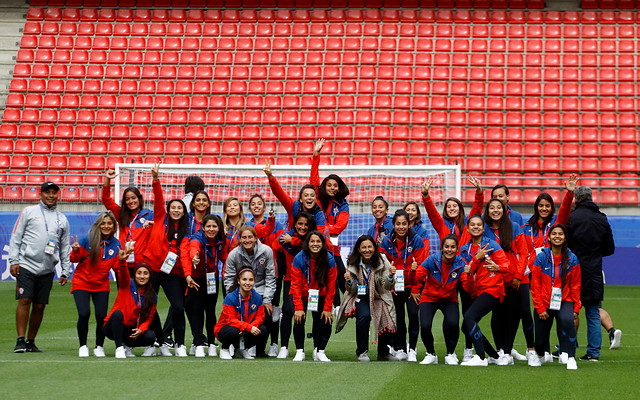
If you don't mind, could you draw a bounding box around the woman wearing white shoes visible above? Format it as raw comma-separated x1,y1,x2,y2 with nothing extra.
215,268,267,360
70,211,121,358
103,246,157,359
412,235,467,365
336,235,398,362
290,231,337,362
529,224,580,370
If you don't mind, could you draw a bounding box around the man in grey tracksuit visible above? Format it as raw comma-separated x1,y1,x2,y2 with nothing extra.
9,182,72,353
224,226,276,357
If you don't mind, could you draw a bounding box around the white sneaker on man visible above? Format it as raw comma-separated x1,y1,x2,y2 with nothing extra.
142,346,157,357
497,354,514,366
419,353,438,365
511,348,527,361
315,350,331,362
79,345,89,358
115,346,126,359
566,357,578,370
444,354,458,365
542,352,553,363
93,346,105,357
175,344,188,357
124,346,136,358
358,351,370,362
159,343,173,356
528,354,542,367
462,348,474,362
208,344,218,357
558,352,568,364
238,349,255,359
267,343,279,357
277,346,289,359
219,348,232,360
407,348,418,362
292,349,305,361
195,345,206,358
610,329,622,350
461,354,488,366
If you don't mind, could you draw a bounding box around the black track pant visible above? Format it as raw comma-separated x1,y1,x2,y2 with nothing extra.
73,290,109,347
419,301,460,355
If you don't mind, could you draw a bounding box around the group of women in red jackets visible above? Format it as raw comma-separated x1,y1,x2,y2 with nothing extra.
68,140,582,368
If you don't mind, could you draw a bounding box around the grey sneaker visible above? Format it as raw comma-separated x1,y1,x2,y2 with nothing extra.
358,351,370,362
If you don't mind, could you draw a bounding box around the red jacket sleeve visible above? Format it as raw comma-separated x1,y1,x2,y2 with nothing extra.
323,263,337,312
138,304,156,332
469,190,484,217
490,248,511,274
328,209,349,236
555,191,574,226
310,153,321,189
407,245,428,287
101,184,121,221
178,237,191,276
569,264,582,313
255,218,276,239
290,263,305,312
513,233,529,281
220,304,253,332
152,180,165,220
70,247,89,263
422,194,449,241
268,175,294,216
115,259,130,289
411,264,428,295
530,262,545,314
252,303,266,327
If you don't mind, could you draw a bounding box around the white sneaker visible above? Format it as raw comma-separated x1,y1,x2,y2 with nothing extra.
444,353,458,365
93,346,105,357
312,347,318,360
315,350,331,362
497,354,514,366
175,344,188,357
115,346,126,359
189,344,196,355
542,352,553,363
462,348,474,362
272,306,281,322
195,345,206,358
419,353,438,365
277,346,289,359
267,343,279,357
511,348,527,361
566,357,578,370
559,352,568,364
79,345,89,357
208,344,218,357
461,354,488,366
526,349,537,362
141,346,157,357
229,344,235,357
292,349,305,361
394,350,408,361
528,354,542,367
332,306,340,320
248,346,256,358
238,349,255,359
358,351,370,362
219,348,232,360
159,343,173,356
124,346,136,358
407,348,418,362
488,356,500,365
610,329,622,350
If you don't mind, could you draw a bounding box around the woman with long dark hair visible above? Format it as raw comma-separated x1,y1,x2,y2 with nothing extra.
336,235,398,362
188,190,212,236
290,231,337,362
70,211,120,358
529,224,580,370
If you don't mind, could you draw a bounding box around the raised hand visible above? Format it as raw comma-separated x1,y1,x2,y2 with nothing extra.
467,175,483,193
565,173,578,193
71,235,80,252
344,271,351,284
464,264,471,274
267,209,276,221
421,177,434,196
263,160,272,178
151,162,160,181
411,257,418,272
104,169,118,185
143,220,154,230
389,261,396,275
186,275,200,290
192,251,200,267
474,243,493,261
313,138,325,156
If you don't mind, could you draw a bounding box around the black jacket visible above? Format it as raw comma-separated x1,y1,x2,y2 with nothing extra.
566,201,615,305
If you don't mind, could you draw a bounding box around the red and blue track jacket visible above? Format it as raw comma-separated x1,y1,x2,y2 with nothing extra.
367,215,394,246
290,250,337,313
459,238,510,301
422,191,484,241
379,229,428,291
412,252,467,303
268,174,326,233
187,230,228,279
531,247,581,315
483,221,529,283
214,288,265,338
71,235,120,293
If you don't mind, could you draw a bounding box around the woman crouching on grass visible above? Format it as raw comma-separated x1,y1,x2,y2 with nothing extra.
215,268,267,360
529,224,580,370
336,235,398,362
103,245,156,359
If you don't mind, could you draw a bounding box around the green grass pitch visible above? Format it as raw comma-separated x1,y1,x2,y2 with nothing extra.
0,282,638,399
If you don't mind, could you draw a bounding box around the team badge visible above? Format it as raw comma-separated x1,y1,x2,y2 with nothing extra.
108,249,114,256
452,272,458,278
18,287,24,294
259,257,265,265
408,246,413,253
140,218,146,224
251,304,257,310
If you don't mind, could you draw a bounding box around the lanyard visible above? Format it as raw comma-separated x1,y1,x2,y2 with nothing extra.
126,213,139,242
360,260,371,284
238,290,250,322
101,241,107,261
135,288,142,327
395,236,408,268
204,241,218,273
39,204,60,235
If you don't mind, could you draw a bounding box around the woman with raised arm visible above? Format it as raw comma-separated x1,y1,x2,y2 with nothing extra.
366,196,394,246
458,215,510,366
379,209,428,362
337,235,398,362
185,214,228,357
515,174,578,362
529,224,581,370
103,245,157,359
101,169,153,271
142,163,192,357
70,211,120,358
482,198,529,366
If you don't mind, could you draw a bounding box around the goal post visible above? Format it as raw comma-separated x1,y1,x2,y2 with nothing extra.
115,163,461,257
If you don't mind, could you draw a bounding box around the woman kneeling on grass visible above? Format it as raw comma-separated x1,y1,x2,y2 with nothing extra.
215,268,267,360
103,245,157,359
529,224,580,370
336,235,398,362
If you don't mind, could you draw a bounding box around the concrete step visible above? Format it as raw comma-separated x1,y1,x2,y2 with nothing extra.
0,9,28,22
0,22,26,36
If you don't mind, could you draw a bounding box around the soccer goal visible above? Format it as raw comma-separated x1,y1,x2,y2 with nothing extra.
115,163,461,256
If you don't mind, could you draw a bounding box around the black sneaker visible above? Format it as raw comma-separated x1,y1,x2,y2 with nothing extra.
551,350,559,359
164,335,175,347
14,338,26,353
579,354,599,362
25,340,41,353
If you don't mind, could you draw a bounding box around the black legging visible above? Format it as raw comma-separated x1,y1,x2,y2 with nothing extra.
103,310,156,348
462,293,500,360
73,290,109,347
511,282,535,348
151,271,186,346
491,287,518,354
280,280,295,348
217,324,268,350
534,302,577,358
354,296,393,357
392,290,420,351
293,295,332,351
333,256,346,306
419,301,460,355
458,281,474,349
185,276,219,346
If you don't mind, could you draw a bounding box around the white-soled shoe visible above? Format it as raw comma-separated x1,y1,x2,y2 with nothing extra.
497,354,514,366
358,351,370,362
79,345,89,358
115,346,126,359
189,344,196,356
559,352,569,365
444,353,458,365
312,347,318,361
277,346,289,359
238,349,255,359
292,349,305,362
462,348,474,362
248,346,256,358
124,346,136,358
195,345,206,358
542,352,553,363
526,349,537,363
332,306,340,320
566,357,578,370
175,344,188,357
528,354,542,367
219,348,232,360
407,348,418,362
141,346,157,357
419,353,438,365
394,350,408,361
511,348,527,361
461,354,488,366
208,344,218,357
315,350,331,362
93,346,105,357
610,329,622,350
159,343,173,357
267,343,279,357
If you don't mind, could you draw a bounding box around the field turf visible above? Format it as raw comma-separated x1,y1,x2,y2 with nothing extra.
0,282,638,399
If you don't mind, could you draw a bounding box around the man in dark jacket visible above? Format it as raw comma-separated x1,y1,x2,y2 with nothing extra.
566,186,616,361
